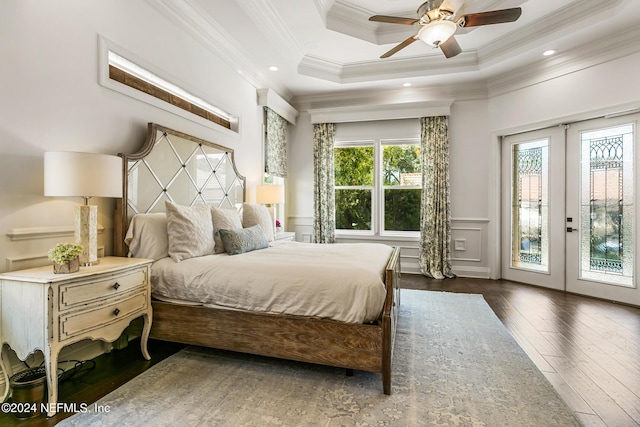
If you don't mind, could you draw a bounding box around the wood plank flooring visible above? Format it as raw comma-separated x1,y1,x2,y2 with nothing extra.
2,275,639,426
402,275,640,427
0,339,185,426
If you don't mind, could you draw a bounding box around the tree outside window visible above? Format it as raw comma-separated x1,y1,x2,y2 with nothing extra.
383,143,421,232
334,145,374,231
334,140,421,234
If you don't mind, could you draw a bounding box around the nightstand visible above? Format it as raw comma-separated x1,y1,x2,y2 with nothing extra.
275,231,295,241
0,257,152,417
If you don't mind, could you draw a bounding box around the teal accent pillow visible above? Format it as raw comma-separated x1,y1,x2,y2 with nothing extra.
219,225,269,255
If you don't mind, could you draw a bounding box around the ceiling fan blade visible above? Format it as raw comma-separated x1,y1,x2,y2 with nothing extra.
380,36,418,58
458,7,522,27
369,15,420,26
439,36,462,58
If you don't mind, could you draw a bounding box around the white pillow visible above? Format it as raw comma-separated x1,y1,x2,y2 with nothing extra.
124,213,169,261
165,201,215,262
242,203,274,242
211,206,242,254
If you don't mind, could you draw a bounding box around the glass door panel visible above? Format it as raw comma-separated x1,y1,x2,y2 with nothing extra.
501,127,565,290
511,140,549,272
580,124,634,286
567,116,638,303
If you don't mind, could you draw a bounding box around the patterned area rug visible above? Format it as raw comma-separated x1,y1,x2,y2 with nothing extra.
60,290,582,426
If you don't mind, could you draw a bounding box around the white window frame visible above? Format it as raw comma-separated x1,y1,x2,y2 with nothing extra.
334,140,377,237
334,137,421,239
380,138,422,238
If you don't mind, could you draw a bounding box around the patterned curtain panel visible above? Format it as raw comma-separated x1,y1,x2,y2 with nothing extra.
312,123,336,243
265,107,288,178
419,116,455,279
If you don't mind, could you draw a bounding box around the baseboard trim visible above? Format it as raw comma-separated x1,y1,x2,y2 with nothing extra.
452,265,492,279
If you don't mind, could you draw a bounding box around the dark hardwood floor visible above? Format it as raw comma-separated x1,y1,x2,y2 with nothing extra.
2,275,640,426
403,275,640,427
0,339,185,426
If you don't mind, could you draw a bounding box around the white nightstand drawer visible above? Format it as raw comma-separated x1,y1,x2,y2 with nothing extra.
0,257,153,417
59,291,148,340
59,269,147,309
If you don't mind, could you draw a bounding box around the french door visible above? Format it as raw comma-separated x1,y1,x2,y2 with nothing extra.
501,126,566,290
501,114,640,305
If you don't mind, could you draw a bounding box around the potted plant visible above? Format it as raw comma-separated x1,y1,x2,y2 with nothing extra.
48,243,83,274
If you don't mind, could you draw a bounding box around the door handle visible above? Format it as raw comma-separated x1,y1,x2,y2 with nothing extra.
566,227,578,232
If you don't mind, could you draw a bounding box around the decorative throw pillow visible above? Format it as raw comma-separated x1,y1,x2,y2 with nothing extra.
219,225,269,255
242,203,274,242
211,206,243,253
165,201,215,262
124,213,169,261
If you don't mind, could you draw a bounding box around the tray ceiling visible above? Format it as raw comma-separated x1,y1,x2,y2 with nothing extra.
149,0,640,102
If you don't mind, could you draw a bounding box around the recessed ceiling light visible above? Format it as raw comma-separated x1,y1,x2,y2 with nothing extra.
403,82,412,87
268,65,278,71
543,49,557,56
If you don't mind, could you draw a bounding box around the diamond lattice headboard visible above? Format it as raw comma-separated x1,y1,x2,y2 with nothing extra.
114,123,246,256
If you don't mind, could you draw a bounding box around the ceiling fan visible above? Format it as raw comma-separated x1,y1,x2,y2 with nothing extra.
369,0,522,59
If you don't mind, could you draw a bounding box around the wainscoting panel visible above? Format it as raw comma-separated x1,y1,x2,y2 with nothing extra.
4,225,106,272
451,227,482,262
450,218,490,278
288,216,492,279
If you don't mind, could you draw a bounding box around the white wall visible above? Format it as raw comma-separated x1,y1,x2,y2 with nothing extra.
485,51,640,279
289,53,640,279
489,52,640,134
287,107,492,276
0,0,264,272
0,0,264,381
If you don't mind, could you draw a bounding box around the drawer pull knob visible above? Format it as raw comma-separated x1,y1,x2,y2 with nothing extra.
113,282,121,290
113,308,121,316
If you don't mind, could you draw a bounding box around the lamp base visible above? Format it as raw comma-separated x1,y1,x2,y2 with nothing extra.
75,204,98,266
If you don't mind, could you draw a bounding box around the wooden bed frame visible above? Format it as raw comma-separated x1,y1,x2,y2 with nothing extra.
114,123,401,394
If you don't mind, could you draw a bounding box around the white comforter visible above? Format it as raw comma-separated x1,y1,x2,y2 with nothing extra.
150,241,392,323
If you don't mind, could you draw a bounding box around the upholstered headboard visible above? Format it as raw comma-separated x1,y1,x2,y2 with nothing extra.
114,123,246,256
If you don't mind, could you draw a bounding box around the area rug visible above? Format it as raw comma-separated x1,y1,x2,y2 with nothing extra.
60,289,581,426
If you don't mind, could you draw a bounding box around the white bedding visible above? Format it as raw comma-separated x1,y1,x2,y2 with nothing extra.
150,241,392,324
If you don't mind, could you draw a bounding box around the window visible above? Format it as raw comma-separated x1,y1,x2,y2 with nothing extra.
108,52,232,129
334,139,421,236
98,36,238,133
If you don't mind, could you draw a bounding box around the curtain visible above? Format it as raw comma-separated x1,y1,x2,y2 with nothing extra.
419,116,455,279
265,107,288,177
312,123,336,243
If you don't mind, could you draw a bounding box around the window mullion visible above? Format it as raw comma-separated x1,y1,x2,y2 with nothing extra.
375,139,382,235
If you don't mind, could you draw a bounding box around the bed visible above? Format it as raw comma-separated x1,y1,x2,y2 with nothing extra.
114,123,401,394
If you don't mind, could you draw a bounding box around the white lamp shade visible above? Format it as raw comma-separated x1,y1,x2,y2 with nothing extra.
44,152,122,198
417,20,457,47
255,184,284,204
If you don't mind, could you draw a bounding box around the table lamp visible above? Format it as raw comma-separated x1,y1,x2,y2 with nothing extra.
255,184,284,229
44,152,122,266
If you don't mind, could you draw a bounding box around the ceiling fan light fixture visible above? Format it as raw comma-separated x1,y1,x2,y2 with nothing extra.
417,20,457,47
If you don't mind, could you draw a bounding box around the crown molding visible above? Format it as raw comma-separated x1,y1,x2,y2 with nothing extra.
235,0,304,59
299,51,479,84
326,1,416,45
477,0,625,68
307,99,454,123
145,0,294,99
312,0,334,24
149,0,638,108
257,88,299,124
487,25,640,96
294,82,487,112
